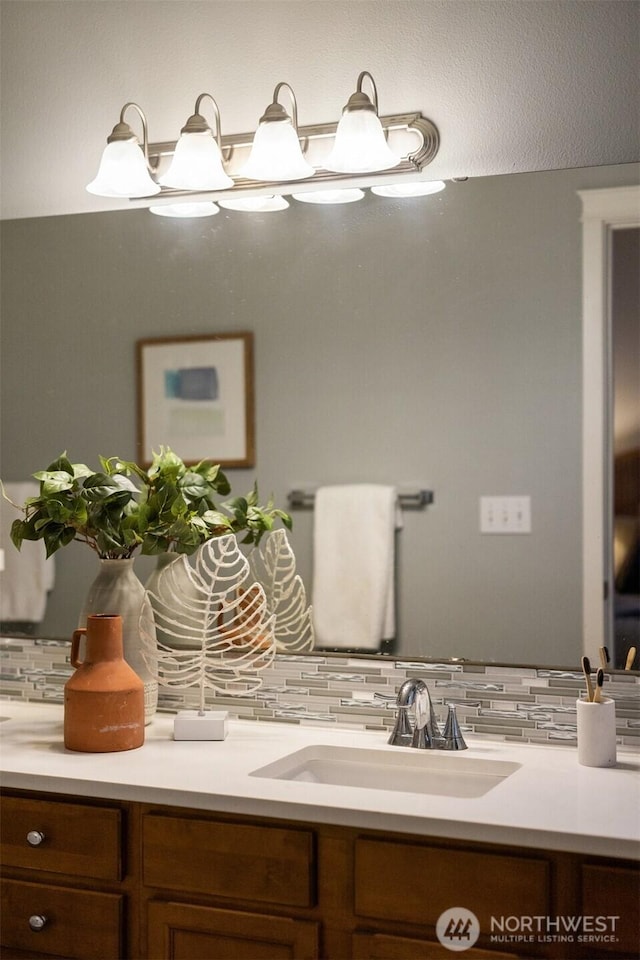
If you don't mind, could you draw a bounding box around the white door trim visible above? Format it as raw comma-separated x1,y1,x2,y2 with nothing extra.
579,185,640,658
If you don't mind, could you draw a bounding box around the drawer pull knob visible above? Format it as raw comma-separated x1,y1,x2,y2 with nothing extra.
26,830,46,846
28,914,48,932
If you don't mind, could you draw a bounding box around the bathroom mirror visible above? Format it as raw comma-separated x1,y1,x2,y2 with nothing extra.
1,161,638,670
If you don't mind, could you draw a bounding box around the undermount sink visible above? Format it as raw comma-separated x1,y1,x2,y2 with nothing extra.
250,745,521,799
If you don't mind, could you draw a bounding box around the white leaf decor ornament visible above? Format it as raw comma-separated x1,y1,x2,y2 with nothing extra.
146,534,276,716
248,528,315,652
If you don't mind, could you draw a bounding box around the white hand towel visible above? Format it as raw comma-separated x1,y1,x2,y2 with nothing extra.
1,482,55,623
312,484,399,650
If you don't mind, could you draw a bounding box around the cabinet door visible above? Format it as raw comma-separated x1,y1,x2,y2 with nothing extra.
581,863,640,957
1,878,123,960
353,931,520,959
147,900,319,960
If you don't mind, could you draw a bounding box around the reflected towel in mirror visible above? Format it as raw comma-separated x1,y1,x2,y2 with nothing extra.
312,484,401,650
0,482,55,622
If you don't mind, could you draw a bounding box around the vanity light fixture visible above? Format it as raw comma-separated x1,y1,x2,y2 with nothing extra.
86,103,160,198
87,72,441,206
158,94,233,191
239,82,315,183
292,188,365,204
324,71,402,174
371,179,446,198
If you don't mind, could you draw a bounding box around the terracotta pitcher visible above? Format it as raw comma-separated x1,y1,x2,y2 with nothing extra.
64,614,145,753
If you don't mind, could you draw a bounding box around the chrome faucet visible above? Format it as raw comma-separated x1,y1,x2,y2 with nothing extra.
388,677,442,748
387,678,422,747
388,678,467,750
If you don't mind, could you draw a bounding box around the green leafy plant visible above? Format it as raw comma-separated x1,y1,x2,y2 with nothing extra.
5,448,291,560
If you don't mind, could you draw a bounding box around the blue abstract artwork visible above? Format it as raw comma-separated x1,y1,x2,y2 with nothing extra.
164,367,219,401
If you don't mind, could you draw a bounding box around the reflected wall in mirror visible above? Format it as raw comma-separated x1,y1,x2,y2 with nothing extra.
1,161,639,669
612,227,640,665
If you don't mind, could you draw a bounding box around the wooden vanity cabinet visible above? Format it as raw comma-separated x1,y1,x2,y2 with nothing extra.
2,789,638,960
0,792,137,960
137,805,638,960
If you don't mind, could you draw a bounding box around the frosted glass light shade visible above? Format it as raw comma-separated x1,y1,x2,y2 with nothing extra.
325,111,401,174
371,180,446,198
159,132,233,190
149,202,220,218
86,140,160,197
240,121,314,182
218,195,289,212
292,189,364,205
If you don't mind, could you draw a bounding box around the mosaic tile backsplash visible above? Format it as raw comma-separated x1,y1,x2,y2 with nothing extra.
1,637,638,748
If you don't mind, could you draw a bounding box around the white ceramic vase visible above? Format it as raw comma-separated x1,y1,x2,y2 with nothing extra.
145,553,200,650
78,559,158,723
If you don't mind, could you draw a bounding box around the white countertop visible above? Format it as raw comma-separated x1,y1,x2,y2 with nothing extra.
1,700,639,860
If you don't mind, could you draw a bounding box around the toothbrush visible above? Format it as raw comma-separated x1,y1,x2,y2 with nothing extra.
582,656,595,702
598,646,610,670
625,646,637,671
593,667,604,703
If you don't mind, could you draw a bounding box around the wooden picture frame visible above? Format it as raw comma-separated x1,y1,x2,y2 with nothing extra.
136,332,255,468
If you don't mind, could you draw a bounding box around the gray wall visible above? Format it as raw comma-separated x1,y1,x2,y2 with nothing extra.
1,162,638,665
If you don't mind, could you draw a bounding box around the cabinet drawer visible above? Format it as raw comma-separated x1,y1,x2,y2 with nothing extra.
0,795,123,881
0,878,123,960
147,899,320,959
581,863,640,956
354,838,550,928
143,813,315,907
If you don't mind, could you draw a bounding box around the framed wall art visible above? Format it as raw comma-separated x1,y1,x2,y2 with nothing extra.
136,332,255,468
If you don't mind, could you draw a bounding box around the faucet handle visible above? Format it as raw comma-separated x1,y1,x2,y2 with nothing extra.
441,704,468,750
387,705,413,747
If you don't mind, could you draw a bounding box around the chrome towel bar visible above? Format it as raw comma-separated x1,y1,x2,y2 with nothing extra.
286,488,434,510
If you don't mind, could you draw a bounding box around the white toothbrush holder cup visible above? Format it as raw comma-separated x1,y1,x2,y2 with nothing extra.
576,696,617,767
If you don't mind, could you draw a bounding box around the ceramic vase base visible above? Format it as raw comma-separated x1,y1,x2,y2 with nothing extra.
64,691,145,752
173,710,228,741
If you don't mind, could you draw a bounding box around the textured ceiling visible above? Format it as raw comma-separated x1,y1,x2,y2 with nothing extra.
1,0,638,220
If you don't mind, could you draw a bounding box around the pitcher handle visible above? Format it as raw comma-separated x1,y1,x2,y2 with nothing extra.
71,628,86,669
